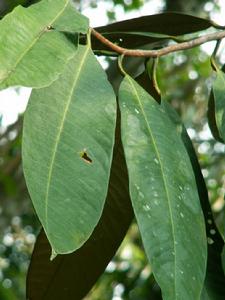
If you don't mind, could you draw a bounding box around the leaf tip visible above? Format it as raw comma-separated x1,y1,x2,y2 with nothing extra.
50,248,58,261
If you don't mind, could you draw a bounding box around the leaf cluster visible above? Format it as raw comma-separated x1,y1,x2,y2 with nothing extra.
0,1,225,299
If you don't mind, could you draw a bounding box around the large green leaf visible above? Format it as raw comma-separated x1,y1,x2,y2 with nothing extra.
22,44,116,254
91,13,220,51
26,117,133,300
208,70,225,143
0,0,89,90
162,101,225,300
133,55,225,300
118,75,207,300
96,13,217,35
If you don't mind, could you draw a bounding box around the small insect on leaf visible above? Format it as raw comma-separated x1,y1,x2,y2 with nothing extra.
79,149,93,164
46,25,54,31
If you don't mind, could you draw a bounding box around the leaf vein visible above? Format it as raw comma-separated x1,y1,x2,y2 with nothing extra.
44,45,90,240
127,76,177,297
2,0,69,84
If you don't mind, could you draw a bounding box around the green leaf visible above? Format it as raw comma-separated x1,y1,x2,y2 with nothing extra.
96,13,216,35
208,70,225,143
22,44,116,254
91,31,173,52
222,246,225,275
0,0,89,90
162,101,225,300
135,60,161,103
0,0,28,17
207,91,224,143
201,287,211,300
118,75,207,300
26,121,133,300
91,13,219,51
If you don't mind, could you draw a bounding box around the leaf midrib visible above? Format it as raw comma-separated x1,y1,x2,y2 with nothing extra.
126,75,177,297
44,45,90,238
2,0,69,84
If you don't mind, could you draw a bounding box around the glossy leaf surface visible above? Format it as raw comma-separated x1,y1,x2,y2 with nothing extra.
26,118,133,300
96,13,216,35
91,13,219,51
208,70,225,143
0,0,89,90
163,101,225,300
119,76,207,300
91,32,172,52
23,44,116,254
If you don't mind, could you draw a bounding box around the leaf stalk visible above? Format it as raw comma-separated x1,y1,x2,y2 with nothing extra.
91,28,225,58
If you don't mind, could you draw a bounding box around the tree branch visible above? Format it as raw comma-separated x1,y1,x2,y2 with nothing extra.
91,28,225,57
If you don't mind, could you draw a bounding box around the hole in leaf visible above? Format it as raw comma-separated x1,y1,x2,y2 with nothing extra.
80,149,92,164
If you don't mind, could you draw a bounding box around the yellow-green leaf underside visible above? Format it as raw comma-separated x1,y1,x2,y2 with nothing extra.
0,0,89,90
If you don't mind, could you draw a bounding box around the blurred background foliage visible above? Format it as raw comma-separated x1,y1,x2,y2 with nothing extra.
0,0,225,299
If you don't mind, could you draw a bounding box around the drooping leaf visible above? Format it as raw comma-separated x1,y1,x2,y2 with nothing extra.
119,75,207,300
96,13,219,35
26,116,133,300
22,44,116,254
162,101,225,300
222,246,225,275
91,13,221,51
138,63,225,299
0,0,89,90
207,91,223,143
135,59,161,103
208,70,225,143
91,32,173,52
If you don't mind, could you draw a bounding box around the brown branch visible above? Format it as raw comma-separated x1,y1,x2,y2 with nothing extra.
91,28,225,57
